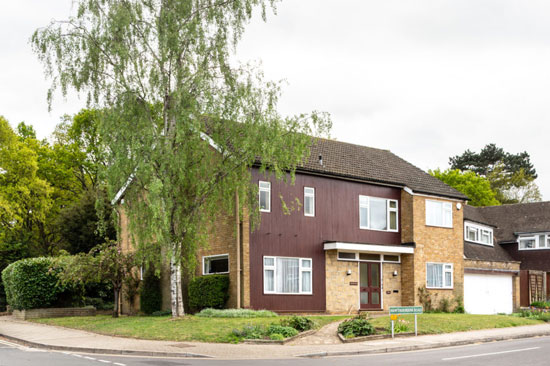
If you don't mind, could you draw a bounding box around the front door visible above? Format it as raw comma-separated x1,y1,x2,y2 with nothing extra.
360,262,381,310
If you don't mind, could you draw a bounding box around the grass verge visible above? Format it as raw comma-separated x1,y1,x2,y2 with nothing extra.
369,313,543,335
32,314,349,343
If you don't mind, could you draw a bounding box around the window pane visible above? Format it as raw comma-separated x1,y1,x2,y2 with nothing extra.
304,187,314,195
276,258,299,293
264,257,274,266
426,201,441,226
467,227,477,241
304,195,314,216
259,191,269,211
360,263,369,287
547,236,550,247
443,203,452,227
360,291,369,304
301,259,312,268
427,263,443,287
359,196,368,206
264,270,274,292
445,271,452,287
370,263,380,287
301,271,311,293
520,238,535,249
384,255,399,262
359,253,380,261
371,292,380,305
369,198,387,230
338,252,356,260
389,200,397,209
389,211,397,230
481,230,491,244
539,235,546,248
360,206,368,228
259,181,270,189
204,255,228,274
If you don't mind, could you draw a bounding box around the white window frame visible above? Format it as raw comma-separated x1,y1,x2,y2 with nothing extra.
426,262,453,289
263,256,313,295
202,254,229,275
359,195,399,232
425,200,453,228
464,222,493,246
304,187,315,217
259,181,271,213
336,251,401,263
518,233,550,250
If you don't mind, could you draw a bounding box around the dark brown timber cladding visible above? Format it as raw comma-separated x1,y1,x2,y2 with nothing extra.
249,169,401,311
502,244,550,271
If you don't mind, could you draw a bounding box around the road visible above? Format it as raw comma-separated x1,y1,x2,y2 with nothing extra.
1,336,550,366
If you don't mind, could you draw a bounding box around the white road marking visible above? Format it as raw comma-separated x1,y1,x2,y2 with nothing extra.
72,354,83,358
98,360,111,363
442,347,540,361
113,363,126,366
84,356,97,360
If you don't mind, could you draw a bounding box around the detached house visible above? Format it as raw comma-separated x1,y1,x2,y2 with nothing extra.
163,138,470,314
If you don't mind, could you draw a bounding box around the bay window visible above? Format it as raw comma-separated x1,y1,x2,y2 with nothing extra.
263,256,312,294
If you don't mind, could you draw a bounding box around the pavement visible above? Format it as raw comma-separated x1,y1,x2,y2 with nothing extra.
1,315,550,360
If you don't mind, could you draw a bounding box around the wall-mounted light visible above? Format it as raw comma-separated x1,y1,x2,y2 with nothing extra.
346,269,352,276
392,270,398,277
456,203,462,210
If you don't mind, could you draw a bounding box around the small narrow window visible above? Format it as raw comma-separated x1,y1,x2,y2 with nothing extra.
304,187,315,217
338,252,357,260
359,253,380,261
203,254,229,275
383,255,400,262
259,181,271,212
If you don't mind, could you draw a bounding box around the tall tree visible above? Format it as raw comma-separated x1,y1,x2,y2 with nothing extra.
33,0,331,317
429,169,500,207
449,144,540,204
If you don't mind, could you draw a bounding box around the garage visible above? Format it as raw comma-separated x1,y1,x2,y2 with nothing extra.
464,273,513,314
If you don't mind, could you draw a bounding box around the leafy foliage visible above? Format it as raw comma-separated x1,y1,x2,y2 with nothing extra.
196,308,277,318
338,315,375,338
1,257,77,310
429,169,500,206
449,144,541,204
188,274,229,311
530,301,550,309
279,315,315,331
231,324,266,340
266,324,298,338
140,267,162,315
32,0,331,317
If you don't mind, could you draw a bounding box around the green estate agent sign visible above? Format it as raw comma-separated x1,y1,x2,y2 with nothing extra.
389,306,423,338
389,306,423,315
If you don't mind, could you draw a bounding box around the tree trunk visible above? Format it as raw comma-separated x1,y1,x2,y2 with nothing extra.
170,255,184,317
113,287,120,318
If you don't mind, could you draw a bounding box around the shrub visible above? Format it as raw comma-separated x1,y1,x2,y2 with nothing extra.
453,296,465,313
196,308,277,318
438,298,451,313
418,286,432,312
338,316,375,338
188,275,229,311
232,324,265,339
1,257,77,310
140,267,162,315
266,324,298,338
531,301,550,309
280,315,315,331
269,333,284,341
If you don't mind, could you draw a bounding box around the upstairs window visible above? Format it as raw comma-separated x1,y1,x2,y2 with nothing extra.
304,187,315,217
359,196,398,232
519,233,550,250
426,263,453,289
259,181,271,212
426,200,453,228
464,222,493,246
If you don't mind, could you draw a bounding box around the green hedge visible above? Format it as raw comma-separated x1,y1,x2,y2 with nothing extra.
188,274,229,311
1,257,75,310
140,267,162,315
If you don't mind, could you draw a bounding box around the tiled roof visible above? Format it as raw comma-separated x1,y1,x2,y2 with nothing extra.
297,138,468,200
463,202,550,262
475,202,550,242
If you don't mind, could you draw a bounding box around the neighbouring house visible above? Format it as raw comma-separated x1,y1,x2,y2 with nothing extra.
463,202,550,311
118,137,474,314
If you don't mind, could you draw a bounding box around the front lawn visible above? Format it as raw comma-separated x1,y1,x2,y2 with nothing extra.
32,314,349,343
369,313,543,335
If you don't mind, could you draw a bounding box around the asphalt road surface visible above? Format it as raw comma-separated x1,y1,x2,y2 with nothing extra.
2,336,550,366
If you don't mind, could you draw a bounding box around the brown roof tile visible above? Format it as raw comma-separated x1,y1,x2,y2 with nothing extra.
298,138,468,200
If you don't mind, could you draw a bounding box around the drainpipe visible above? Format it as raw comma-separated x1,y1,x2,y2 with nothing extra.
235,191,241,308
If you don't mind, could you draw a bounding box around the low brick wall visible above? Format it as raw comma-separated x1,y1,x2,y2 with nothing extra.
12,307,96,320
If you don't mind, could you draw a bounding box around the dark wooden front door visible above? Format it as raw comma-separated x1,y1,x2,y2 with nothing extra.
360,262,381,310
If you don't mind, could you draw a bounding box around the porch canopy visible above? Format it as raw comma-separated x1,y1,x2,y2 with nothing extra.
323,241,414,254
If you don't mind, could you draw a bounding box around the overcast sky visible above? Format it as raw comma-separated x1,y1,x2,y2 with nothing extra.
1,1,549,199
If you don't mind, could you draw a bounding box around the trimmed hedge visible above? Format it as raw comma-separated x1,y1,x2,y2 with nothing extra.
1,257,74,311
140,267,162,315
188,274,229,311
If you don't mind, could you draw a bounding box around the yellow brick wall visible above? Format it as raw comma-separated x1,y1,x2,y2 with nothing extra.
325,250,359,313
401,193,465,309
382,263,402,311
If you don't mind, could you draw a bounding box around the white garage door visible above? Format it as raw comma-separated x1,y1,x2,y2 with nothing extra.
464,273,513,314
